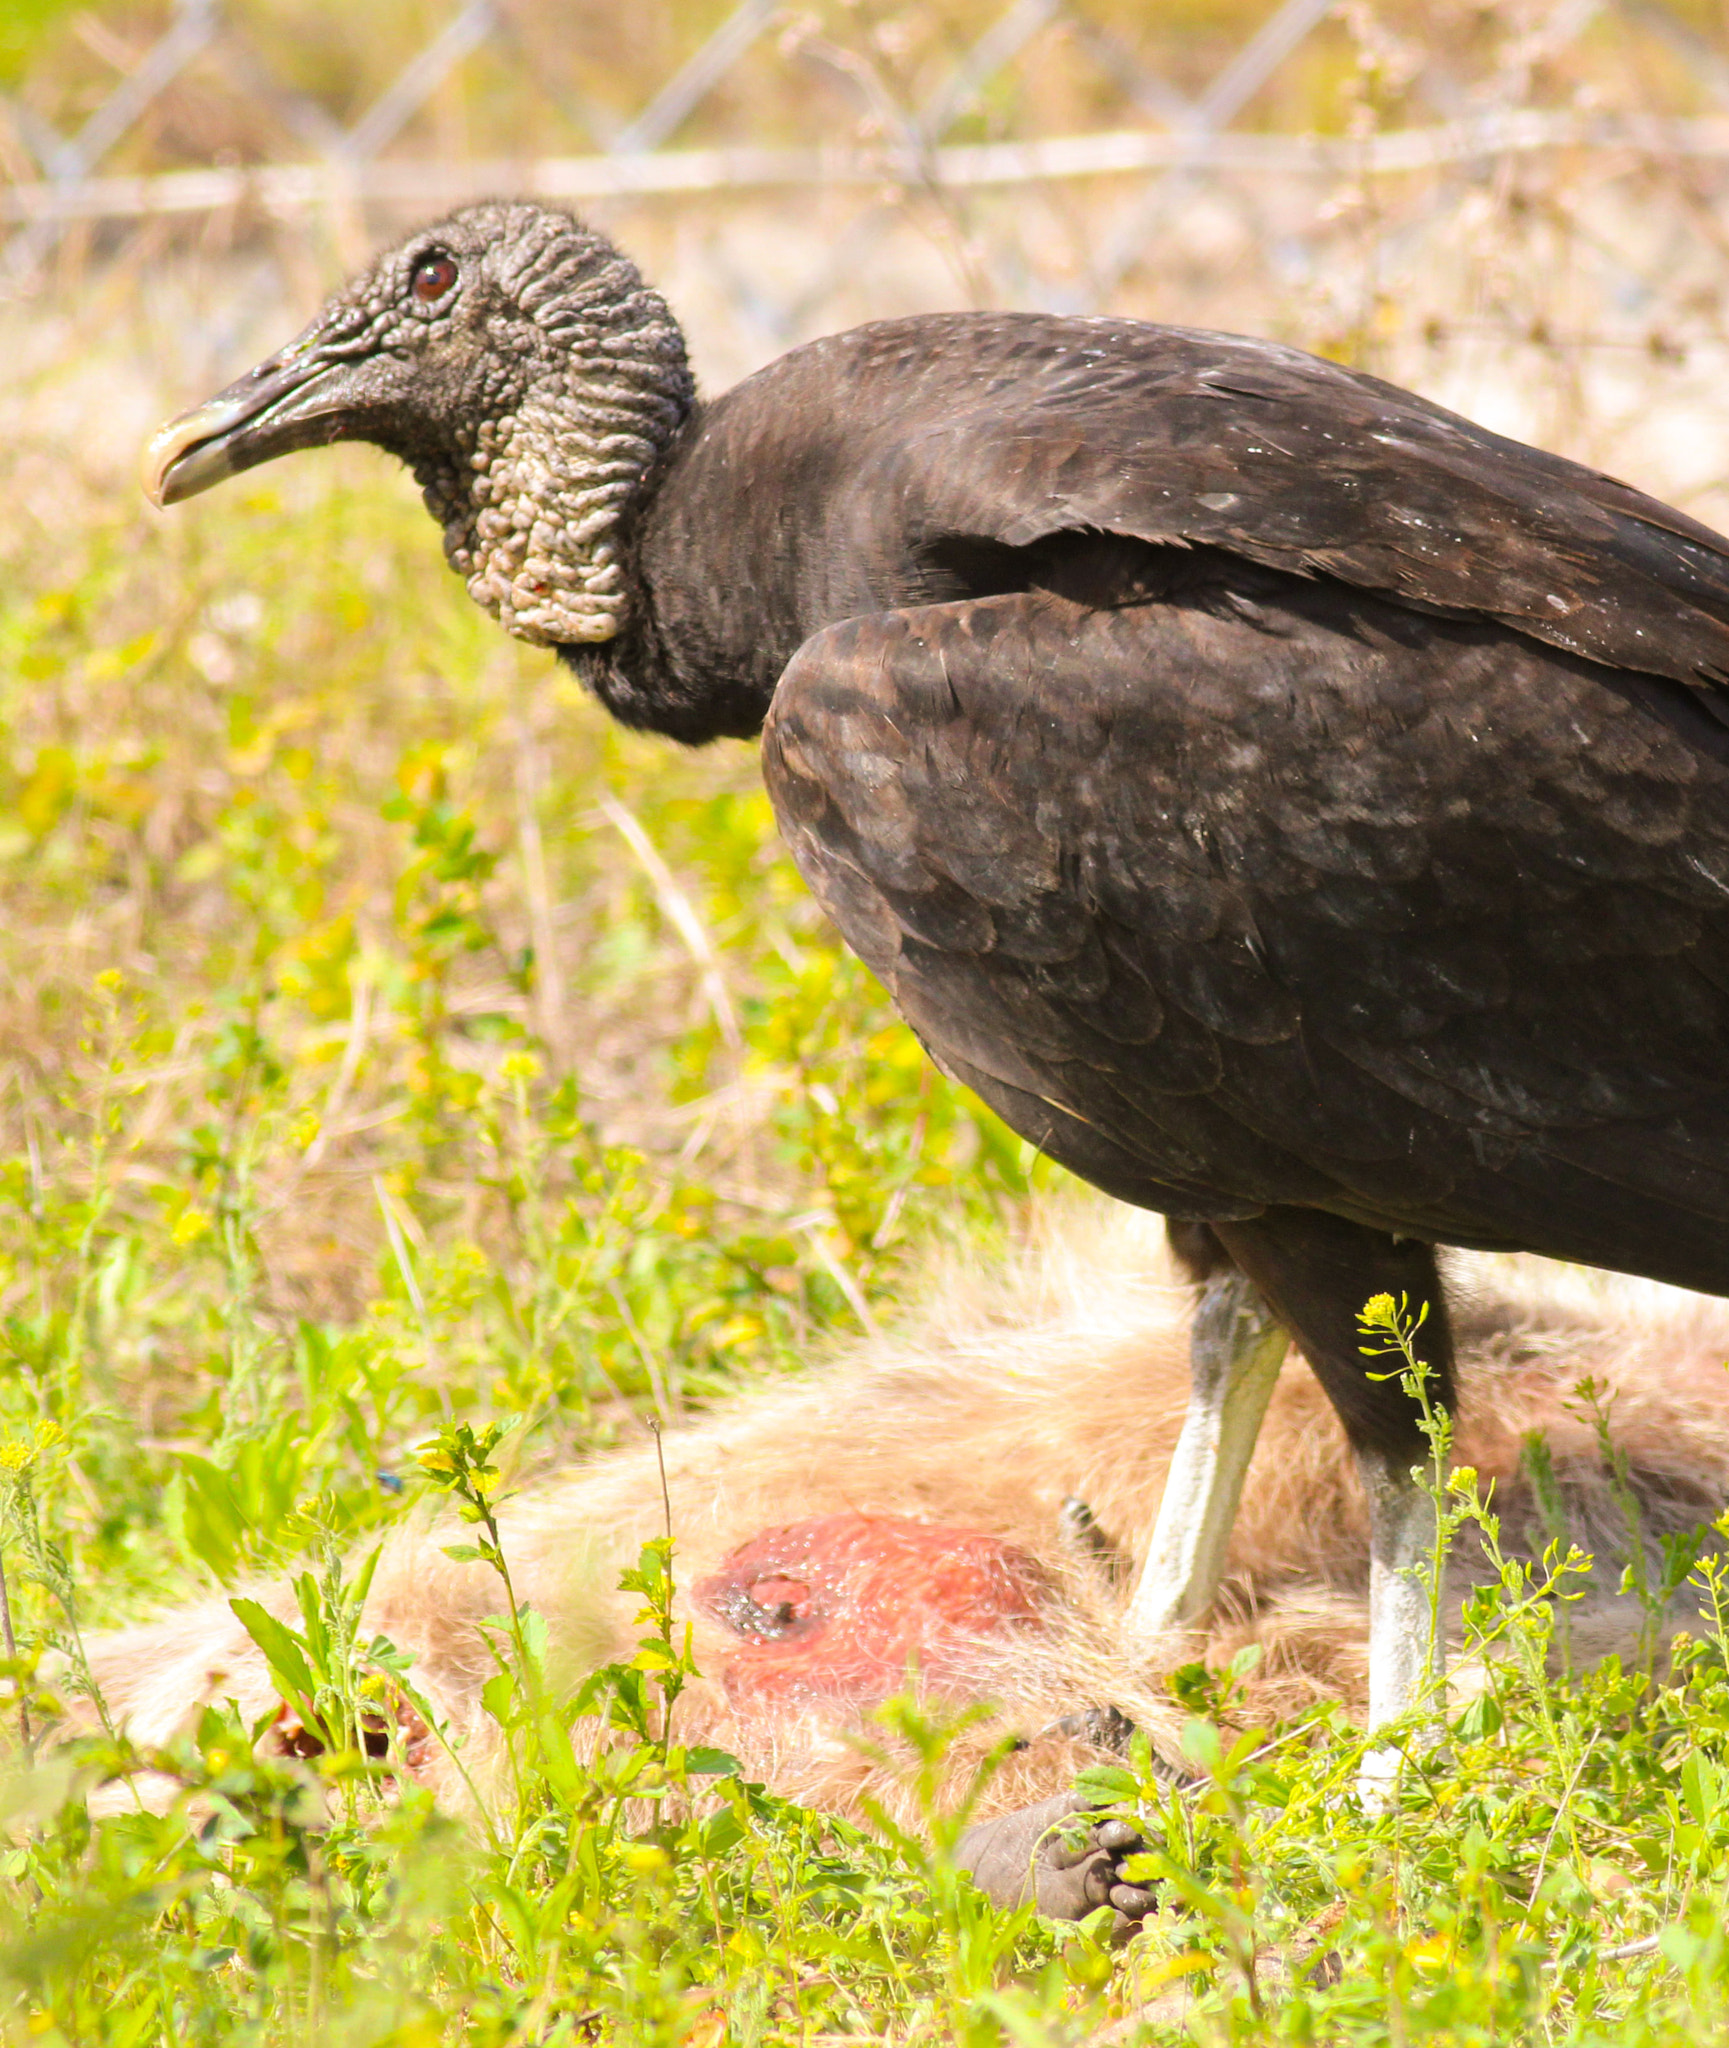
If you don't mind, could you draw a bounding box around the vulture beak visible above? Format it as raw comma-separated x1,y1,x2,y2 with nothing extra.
143,345,349,508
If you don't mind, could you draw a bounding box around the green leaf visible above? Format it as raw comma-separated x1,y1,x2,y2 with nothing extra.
518,1605,549,1678
1451,1691,1503,1742
230,1598,317,1707
1682,1751,1719,1829
291,1572,333,1676
1181,1719,1223,1773
684,1747,743,1777
1073,1764,1138,1806
1228,1642,1264,1681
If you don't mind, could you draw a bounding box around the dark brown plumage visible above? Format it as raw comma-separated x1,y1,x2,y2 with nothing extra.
143,202,1729,1742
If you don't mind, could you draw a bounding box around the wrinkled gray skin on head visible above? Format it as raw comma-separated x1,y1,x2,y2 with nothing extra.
147,202,694,649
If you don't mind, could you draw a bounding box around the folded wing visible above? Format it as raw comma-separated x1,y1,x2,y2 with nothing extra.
763,564,1729,1291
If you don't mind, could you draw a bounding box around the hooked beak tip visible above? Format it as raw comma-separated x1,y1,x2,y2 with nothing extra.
142,406,234,508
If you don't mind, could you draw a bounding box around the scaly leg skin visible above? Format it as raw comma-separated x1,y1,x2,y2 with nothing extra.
1357,1444,1443,1805
1207,1209,1457,1808
956,1792,1156,1935
1121,1270,1289,1650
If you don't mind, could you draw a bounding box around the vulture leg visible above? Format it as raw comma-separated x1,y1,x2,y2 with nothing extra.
1210,1208,1452,1767
1356,1442,1444,1796
1121,1261,1289,1648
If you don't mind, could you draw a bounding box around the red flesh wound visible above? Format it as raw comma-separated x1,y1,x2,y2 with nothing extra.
693,1512,1048,1711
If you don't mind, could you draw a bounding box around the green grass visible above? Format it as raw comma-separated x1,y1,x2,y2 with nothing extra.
1,393,1728,2046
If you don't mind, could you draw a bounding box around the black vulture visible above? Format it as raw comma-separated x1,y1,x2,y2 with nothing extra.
144,202,1729,1772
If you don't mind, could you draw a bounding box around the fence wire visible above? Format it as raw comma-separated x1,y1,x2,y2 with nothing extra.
8,0,1729,497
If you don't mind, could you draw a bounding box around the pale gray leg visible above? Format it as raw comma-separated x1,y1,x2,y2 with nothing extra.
1356,1445,1442,1802
1122,1272,1289,1651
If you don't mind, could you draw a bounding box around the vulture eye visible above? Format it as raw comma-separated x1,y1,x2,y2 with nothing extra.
411,253,458,305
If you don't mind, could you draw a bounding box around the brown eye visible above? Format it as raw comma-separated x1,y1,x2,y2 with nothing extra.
412,253,458,304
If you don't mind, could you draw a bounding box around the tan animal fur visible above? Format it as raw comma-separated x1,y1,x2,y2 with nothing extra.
71,1203,1729,1833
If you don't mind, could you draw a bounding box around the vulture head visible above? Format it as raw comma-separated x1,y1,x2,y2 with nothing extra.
143,202,694,648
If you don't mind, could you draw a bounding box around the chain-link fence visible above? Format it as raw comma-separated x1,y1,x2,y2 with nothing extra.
8,0,1729,491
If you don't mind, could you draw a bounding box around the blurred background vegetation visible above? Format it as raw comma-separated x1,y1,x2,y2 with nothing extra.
2,3,1729,2040
12,0,1729,391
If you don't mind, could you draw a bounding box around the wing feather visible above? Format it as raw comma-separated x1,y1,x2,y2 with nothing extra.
790,315,1729,691
762,572,1729,1286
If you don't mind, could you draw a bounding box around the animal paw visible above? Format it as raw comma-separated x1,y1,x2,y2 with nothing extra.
956,1790,1156,1934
